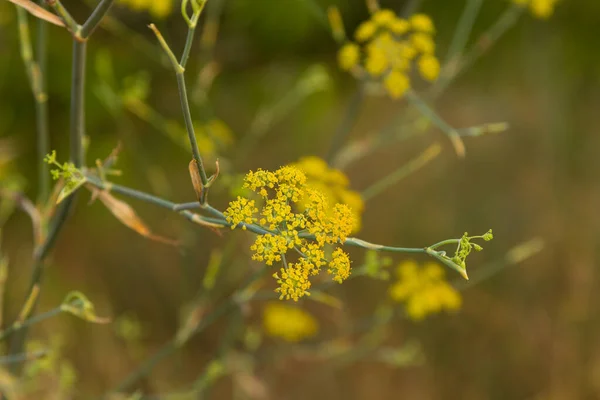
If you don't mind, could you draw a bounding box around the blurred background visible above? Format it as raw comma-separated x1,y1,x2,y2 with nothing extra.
2,0,600,398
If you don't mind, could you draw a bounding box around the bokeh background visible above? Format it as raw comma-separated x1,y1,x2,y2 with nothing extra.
2,0,600,398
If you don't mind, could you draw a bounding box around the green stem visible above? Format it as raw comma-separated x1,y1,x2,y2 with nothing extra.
325,88,364,164
176,72,208,186
111,298,235,393
8,0,113,366
36,3,50,204
361,142,441,201
444,0,484,64
80,0,114,39
180,26,197,68
70,41,87,167
47,0,80,36
405,89,465,157
149,24,209,197
15,6,50,204
0,349,48,365
0,308,62,342
432,4,524,97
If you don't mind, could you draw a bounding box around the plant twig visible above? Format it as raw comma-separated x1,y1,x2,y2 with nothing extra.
432,4,524,97
110,265,267,393
325,88,364,164
80,0,114,39
149,23,211,203
0,308,62,342
404,90,465,157
361,142,442,201
445,0,484,64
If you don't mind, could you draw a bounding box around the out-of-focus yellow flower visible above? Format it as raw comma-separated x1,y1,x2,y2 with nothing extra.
337,10,440,99
224,165,355,301
338,43,360,71
291,156,364,232
389,260,461,321
263,302,318,342
418,55,440,82
513,0,559,19
118,0,174,18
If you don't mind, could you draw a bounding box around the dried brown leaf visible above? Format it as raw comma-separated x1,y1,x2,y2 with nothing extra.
8,0,66,27
95,189,179,246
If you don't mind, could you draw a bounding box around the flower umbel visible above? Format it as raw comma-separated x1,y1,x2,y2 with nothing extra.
263,302,318,342
336,9,441,98
291,156,364,232
224,166,355,301
389,260,461,321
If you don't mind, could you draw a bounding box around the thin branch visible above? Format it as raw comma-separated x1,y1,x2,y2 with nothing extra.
36,0,50,204
325,87,364,164
432,4,524,97
0,308,62,342
46,0,80,35
148,23,210,201
404,89,465,157
444,0,484,64
361,142,442,201
80,0,114,39
0,349,48,365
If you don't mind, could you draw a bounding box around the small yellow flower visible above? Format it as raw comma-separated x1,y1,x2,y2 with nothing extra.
530,0,558,18
223,197,258,229
119,0,174,18
410,14,435,33
372,9,396,27
338,43,360,71
263,302,318,342
384,70,410,99
418,54,440,81
292,156,364,232
410,33,435,54
251,234,289,265
355,20,377,42
390,18,410,35
328,248,351,283
274,265,311,301
389,260,462,321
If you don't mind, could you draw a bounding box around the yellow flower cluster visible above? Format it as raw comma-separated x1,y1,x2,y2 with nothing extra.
291,156,364,232
513,0,559,19
338,10,440,99
224,166,355,301
389,260,461,321
118,0,173,19
263,302,318,342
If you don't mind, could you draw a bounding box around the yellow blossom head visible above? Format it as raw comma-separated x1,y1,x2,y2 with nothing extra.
337,9,441,99
389,260,461,321
263,302,318,342
224,165,357,301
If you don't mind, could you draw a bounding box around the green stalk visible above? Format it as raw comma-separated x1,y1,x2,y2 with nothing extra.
0,308,62,342
325,88,364,164
80,0,114,39
444,0,484,64
8,0,115,370
36,1,50,204
361,142,442,201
